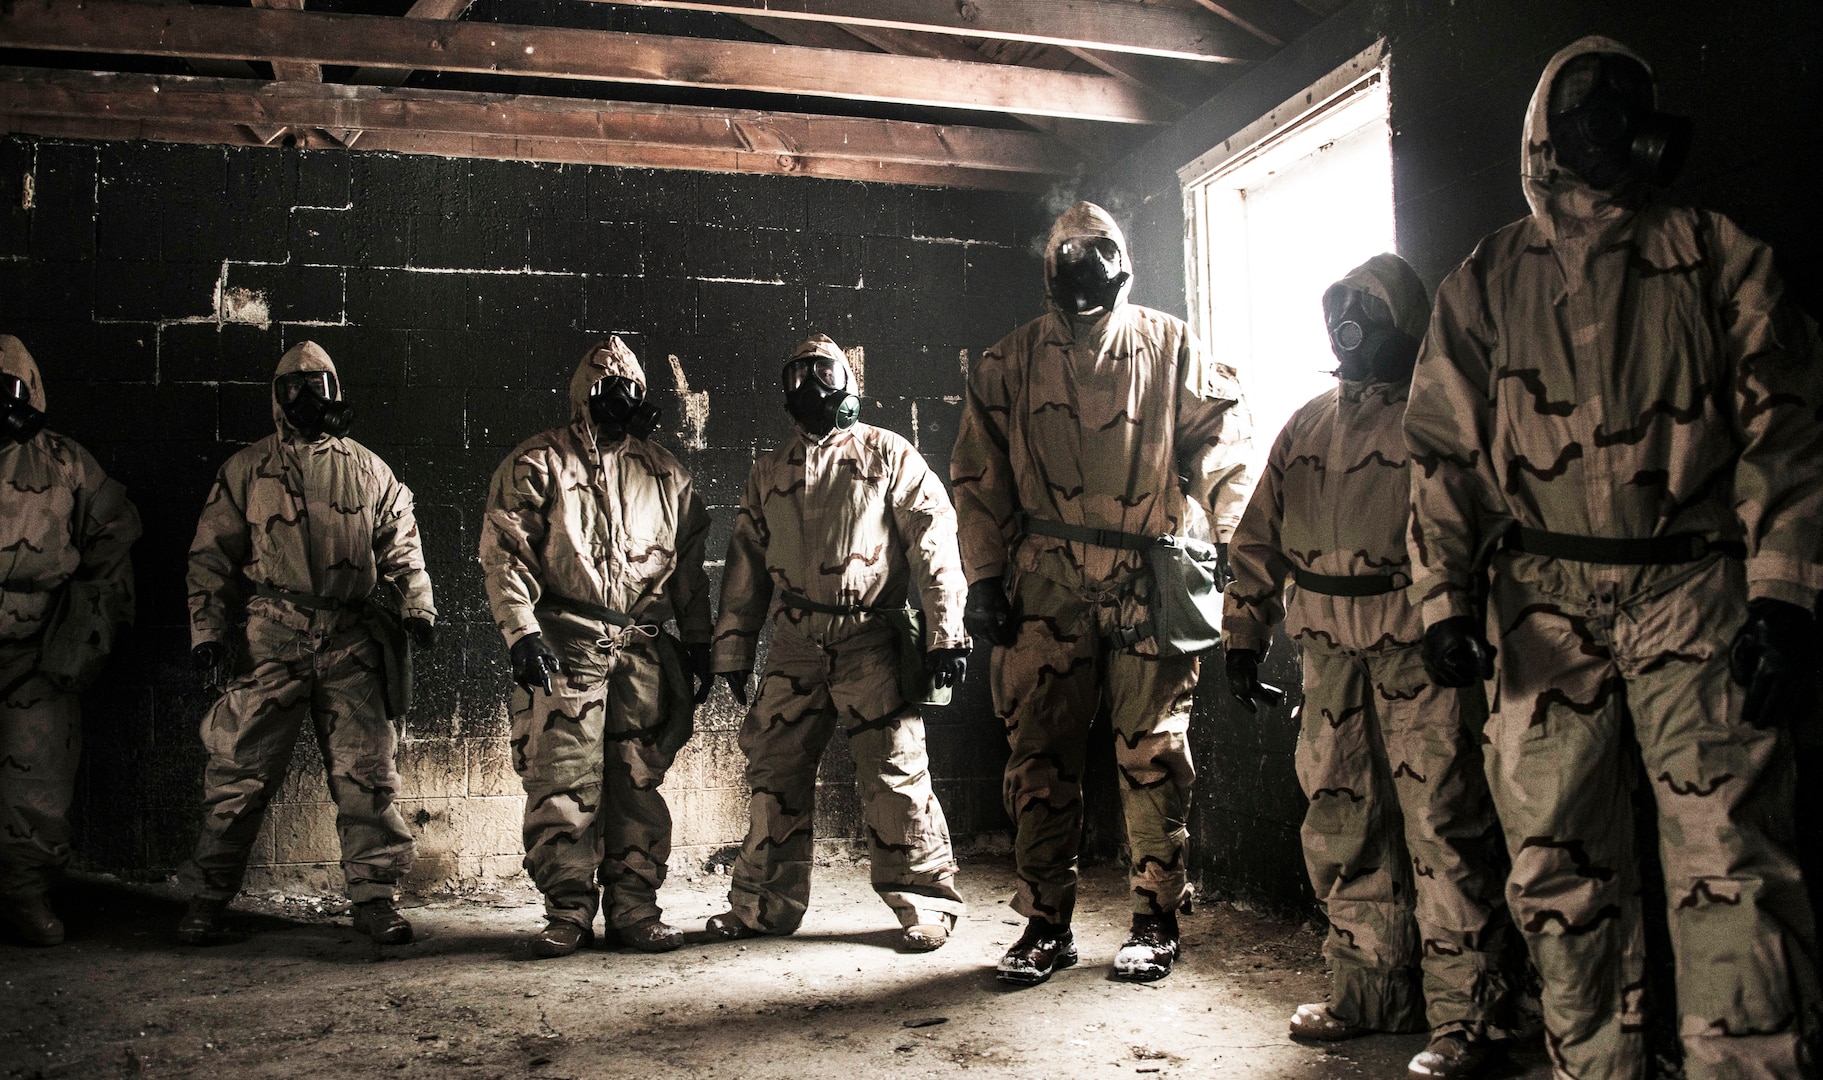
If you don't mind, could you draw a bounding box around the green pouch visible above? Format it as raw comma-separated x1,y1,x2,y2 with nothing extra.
362,605,413,720
651,630,696,758
38,579,118,691
875,604,951,708
1142,534,1227,658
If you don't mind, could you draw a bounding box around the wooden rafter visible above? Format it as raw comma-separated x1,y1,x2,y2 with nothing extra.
350,0,478,88
0,67,1076,175
0,110,1045,189
251,0,322,83
1181,0,1318,49
0,1,1174,124
595,0,1266,63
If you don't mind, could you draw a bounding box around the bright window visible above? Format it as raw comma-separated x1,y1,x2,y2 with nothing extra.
1180,43,1394,471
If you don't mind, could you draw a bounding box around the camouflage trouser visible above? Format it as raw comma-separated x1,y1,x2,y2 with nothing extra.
1487,553,1817,1080
1299,643,1516,1037
181,608,413,903
0,642,81,899
728,622,963,934
513,633,678,931
994,571,1198,923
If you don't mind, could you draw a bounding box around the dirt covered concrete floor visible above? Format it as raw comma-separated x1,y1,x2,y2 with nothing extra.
1,853,1550,1080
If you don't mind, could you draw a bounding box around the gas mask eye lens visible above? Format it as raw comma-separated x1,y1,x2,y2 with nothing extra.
783,358,847,393
1332,321,1366,352
0,375,25,402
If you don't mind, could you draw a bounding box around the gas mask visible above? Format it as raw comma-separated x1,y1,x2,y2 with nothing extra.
782,353,860,437
275,370,352,440
589,375,660,442
1547,52,1691,190
0,373,45,446
1050,235,1130,316
1323,284,1419,385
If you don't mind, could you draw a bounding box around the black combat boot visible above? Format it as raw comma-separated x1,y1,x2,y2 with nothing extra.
1112,912,1179,982
995,918,1077,985
530,918,593,958
176,897,228,945
0,894,64,946
352,898,413,945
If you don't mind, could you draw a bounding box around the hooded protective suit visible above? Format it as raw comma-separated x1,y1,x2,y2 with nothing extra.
1225,255,1516,1038
481,337,711,934
951,202,1253,924
0,335,140,901
182,340,434,904
1404,37,1823,1080
712,334,968,935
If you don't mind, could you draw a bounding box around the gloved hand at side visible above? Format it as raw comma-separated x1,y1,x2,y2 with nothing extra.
510,632,561,696
1420,616,1496,688
1729,598,1819,730
962,579,1016,647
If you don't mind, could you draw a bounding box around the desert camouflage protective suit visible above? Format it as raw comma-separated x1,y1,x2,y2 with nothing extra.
1404,36,1823,1080
1225,255,1515,1037
713,335,968,934
951,202,1253,923
183,341,434,904
0,335,139,901
481,338,711,933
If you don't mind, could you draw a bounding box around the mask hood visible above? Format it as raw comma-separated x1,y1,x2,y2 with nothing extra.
1523,35,1657,232
272,340,340,439
0,334,45,413
1044,201,1133,315
571,336,648,424
784,333,860,438
1327,253,1431,343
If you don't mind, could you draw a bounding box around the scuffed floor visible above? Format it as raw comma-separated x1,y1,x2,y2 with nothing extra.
0,854,1550,1079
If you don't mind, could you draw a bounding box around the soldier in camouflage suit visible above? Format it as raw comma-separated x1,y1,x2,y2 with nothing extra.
708,334,968,952
951,202,1253,984
179,340,436,946
0,335,140,947
1405,37,1823,1080
1224,256,1517,1078
481,337,714,958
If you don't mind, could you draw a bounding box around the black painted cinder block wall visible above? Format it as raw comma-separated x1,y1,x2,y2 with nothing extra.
1092,0,1823,911
0,135,1048,889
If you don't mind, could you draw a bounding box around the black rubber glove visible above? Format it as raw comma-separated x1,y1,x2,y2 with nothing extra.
963,579,1016,647
1421,616,1496,688
719,670,752,707
686,643,714,705
1214,541,1232,588
192,640,227,686
406,616,436,650
1223,647,1285,713
1729,598,1819,730
925,647,970,690
510,632,561,696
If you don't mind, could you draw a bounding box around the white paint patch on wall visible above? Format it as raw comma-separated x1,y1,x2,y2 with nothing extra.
216,283,272,328
667,353,710,452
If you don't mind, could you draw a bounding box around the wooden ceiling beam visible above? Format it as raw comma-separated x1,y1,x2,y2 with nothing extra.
351,0,478,88
1181,0,1319,49
0,1,1174,124
0,110,1046,190
251,0,322,83
0,67,1079,175
593,0,1266,63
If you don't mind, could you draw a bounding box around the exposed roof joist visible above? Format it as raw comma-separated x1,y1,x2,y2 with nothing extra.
0,0,1175,124
597,0,1267,63
0,67,1074,176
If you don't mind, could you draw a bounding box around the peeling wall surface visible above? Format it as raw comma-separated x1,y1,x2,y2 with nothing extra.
1092,0,1823,911
0,136,1047,895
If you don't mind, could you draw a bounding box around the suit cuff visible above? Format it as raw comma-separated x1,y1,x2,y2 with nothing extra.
1748,577,1819,611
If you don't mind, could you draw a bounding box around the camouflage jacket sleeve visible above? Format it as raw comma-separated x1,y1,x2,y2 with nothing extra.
1175,333,1254,542
950,341,1019,584
711,463,773,673
479,444,553,647
70,443,141,630
886,437,971,651
1713,213,1823,607
670,486,714,645
1221,421,1293,654
1404,252,1511,626
372,467,436,623
186,459,254,648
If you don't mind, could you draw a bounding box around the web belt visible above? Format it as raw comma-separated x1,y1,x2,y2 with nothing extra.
1502,528,1745,565
1290,567,1403,597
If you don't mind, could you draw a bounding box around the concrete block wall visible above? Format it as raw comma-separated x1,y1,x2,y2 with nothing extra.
0,135,1048,893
